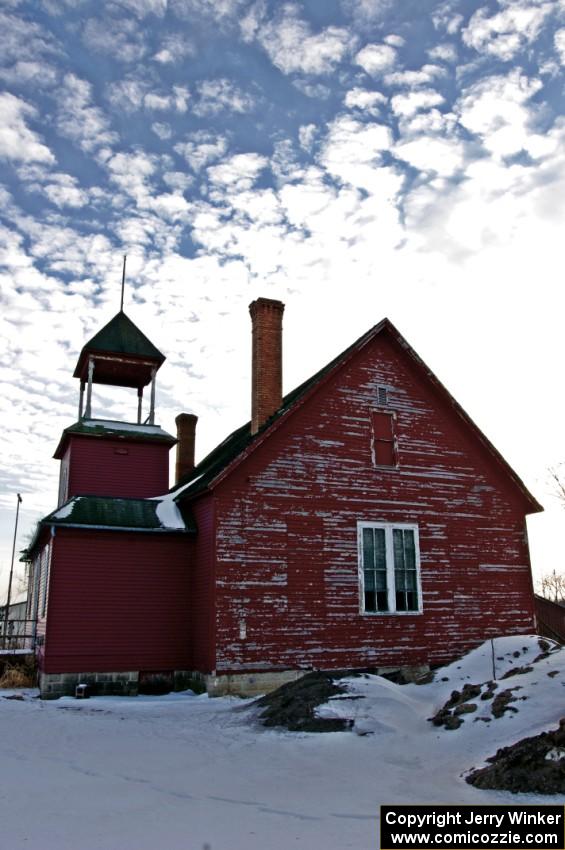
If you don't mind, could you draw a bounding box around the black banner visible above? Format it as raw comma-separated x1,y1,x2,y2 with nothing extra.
380,805,565,850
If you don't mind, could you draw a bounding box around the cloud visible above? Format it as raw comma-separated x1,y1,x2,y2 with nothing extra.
56,74,118,152
319,114,393,191
340,0,392,23
0,11,59,65
171,0,246,23
432,2,463,34
292,79,331,99
105,150,157,201
391,89,445,118
110,0,168,17
463,2,553,61
298,123,317,151
355,43,397,76
32,173,89,208
175,132,229,171
428,43,458,63
152,122,173,140
82,16,147,63
384,64,445,87
394,135,465,177
0,60,58,87
153,33,195,63
256,6,353,75
344,88,387,114
193,79,255,116
555,28,565,63
457,69,547,160
207,152,269,191
0,93,55,164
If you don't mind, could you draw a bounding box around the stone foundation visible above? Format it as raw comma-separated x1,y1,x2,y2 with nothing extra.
39,670,139,699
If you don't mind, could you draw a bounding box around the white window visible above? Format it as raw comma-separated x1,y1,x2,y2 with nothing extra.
357,522,422,614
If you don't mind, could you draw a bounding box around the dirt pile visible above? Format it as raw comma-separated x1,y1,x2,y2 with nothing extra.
255,671,356,732
466,719,565,794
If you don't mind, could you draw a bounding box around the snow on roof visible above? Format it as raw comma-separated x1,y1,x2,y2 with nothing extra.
53,497,81,519
151,494,187,530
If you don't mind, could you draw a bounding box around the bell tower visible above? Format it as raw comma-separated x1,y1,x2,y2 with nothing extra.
54,310,176,505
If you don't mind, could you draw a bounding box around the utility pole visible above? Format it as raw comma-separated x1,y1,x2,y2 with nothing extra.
2,493,22,649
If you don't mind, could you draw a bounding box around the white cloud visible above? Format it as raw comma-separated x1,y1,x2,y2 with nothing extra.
175,132,228,171
355,42,397,76
194,79,255,116
0,11,59,64
394,135,465,177
320,115,393,191
56,74,118,153
428,43,458,63
0,60,58,87
344,87,387,114
111,0,168,17
41,174,89,208
391,89,445,118
340,0,392,23
171,0,246,22
107,78,189,113
153,34,195,63
457,69,548,160
207,153,268,192
152,122,173,140
298,123,317,151
384,34,405,47
0,93,55,164
257,7,352,75
82,16,147,63
105,150,157,201
555,28,565,63
163,171,193,191
463,2,553,61
384,64,445,87
292,79,331,99
432,2,463,34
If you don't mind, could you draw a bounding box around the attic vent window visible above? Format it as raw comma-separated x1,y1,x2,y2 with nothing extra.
371,411,397,467
376,386,388,407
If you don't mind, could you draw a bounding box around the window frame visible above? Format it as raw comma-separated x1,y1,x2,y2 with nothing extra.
357,521,423,616
370,409,398,470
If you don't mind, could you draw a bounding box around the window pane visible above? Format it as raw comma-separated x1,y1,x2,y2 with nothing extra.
406,570,417,591
393,529,405,570
396,591,406,611
362,528,374,569
403,530,416,570
376,590,389,611
364,570,375,591
372,412,393,440
374,528,386,569
407,591,418,611
375,569,387,591
365,590,376,612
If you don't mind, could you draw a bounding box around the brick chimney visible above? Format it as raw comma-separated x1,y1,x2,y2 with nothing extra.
249,298,285,435
175,413,198,484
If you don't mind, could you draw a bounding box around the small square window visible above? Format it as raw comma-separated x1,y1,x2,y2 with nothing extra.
358,522,422,614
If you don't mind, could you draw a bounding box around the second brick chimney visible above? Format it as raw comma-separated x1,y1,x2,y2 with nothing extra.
249,298,285,435
175,413,198,484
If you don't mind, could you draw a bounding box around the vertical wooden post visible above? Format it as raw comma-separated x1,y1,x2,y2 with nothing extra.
137,387,143,424
149,368,156,424
84,358,94,419
78,381,85,419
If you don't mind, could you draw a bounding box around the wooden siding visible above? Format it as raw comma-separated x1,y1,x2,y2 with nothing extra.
212,332,535,674
67,435,170,499
42,529,190,674
534,595,565,643
188,496,216,672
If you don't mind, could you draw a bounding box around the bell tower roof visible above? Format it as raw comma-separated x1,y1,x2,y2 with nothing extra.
73,310,165,389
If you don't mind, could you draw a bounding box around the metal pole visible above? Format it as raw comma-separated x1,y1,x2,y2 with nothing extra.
120,254,127,312
137,387,143,424
2,493,22,648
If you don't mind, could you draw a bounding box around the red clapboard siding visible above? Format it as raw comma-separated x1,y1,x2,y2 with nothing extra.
42,529,190,673
211,331,535,674
67,435,170,499
189,496,216,672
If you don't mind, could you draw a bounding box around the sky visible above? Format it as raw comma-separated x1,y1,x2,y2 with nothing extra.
1,0,564,598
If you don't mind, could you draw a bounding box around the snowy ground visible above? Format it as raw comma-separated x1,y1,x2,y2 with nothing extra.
0,635,563,850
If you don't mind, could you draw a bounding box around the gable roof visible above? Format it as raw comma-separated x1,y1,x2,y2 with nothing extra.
73,311,165,379
172,318,542,513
